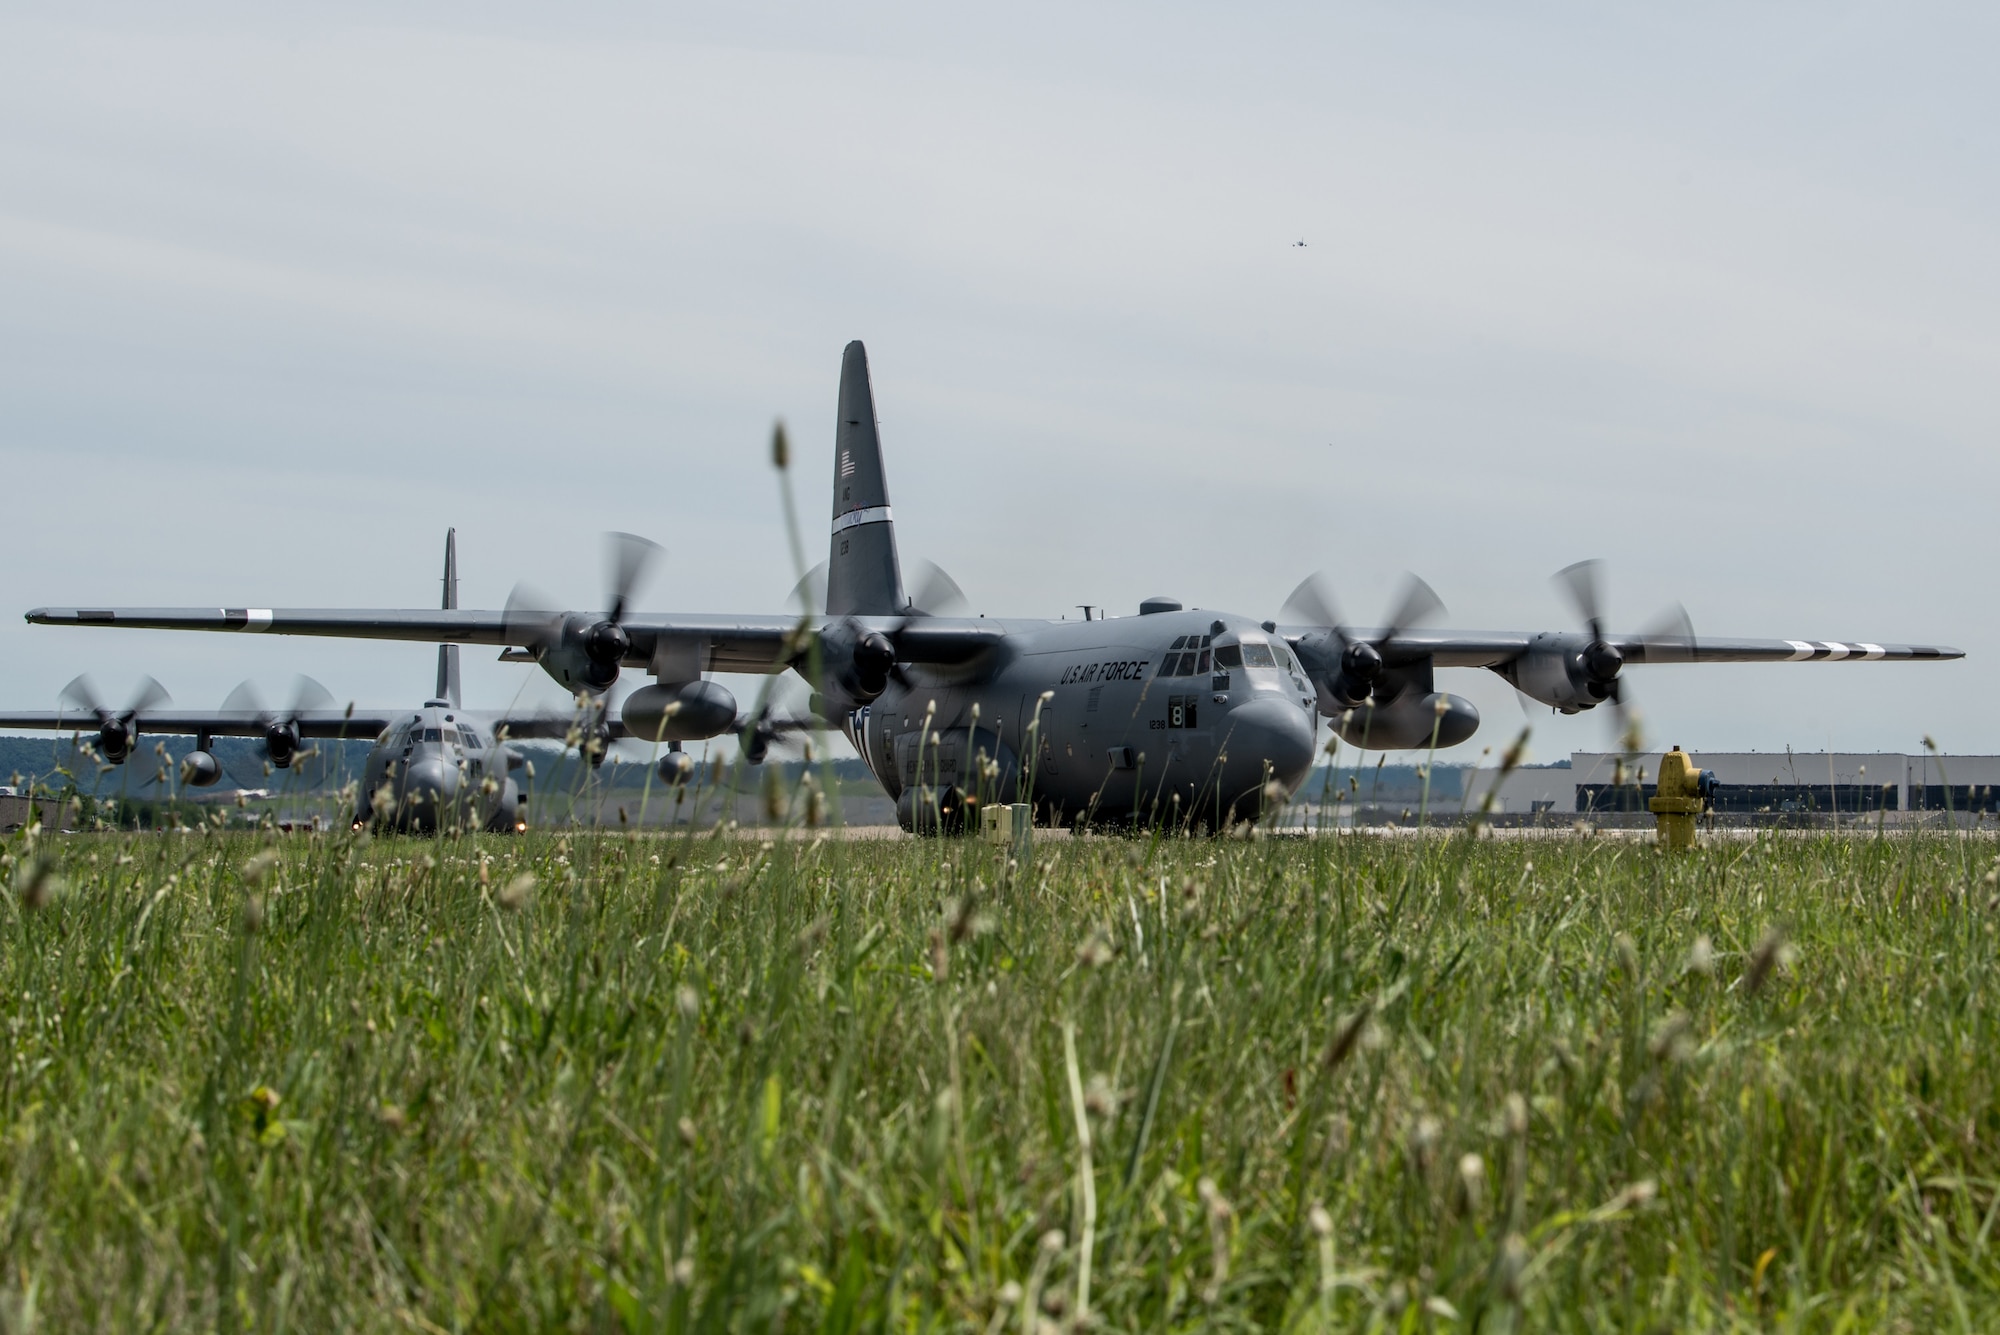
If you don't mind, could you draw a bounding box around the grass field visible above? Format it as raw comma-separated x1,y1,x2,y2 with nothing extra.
3,819,1997,1331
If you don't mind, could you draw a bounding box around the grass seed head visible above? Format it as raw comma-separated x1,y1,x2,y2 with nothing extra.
497,873,535,911
1498,1233,1529,1301
1457,1153,1487,1211
1308,1203,1334,1237
1741,926,1793,996
1407,1114,1443,1170
1647,1010,1693,1062
1607,1178,1659,1212
1322,1003,1373,1072
1083,1072,1117,1118
14,856,62,910
676,984,701,1019
1504,1092,1529,1139
1075,931,1114,968
1684,934,1715,975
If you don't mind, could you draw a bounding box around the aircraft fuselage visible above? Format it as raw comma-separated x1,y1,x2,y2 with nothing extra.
841,610,1321,830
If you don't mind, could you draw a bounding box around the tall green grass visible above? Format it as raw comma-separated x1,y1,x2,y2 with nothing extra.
2,823,1996,1330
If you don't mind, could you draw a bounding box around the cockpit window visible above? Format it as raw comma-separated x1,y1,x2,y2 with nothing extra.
1241,643,1277,669
1213,643,1243,669
421,728,443,742
1159,646,1219,677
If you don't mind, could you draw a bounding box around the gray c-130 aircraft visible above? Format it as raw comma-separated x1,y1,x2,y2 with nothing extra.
27,342,1964,832
2,532,716,833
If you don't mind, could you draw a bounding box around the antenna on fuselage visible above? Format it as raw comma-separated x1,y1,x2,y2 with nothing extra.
438,528,462,708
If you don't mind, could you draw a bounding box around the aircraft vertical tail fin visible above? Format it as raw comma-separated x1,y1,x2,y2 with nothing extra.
825,340,906,617
437,528,461,707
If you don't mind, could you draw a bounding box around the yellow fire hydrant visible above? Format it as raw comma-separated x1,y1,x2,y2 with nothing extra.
1648,746,1714,849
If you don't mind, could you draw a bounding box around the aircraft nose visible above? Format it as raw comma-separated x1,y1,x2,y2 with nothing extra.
402,756,460,827
1220,696,1317,796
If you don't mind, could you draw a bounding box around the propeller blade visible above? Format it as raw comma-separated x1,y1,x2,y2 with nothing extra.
907,560,969,618
220,679,269,722
216,736,272,789
287,674,334,719
788,561,828,617
1553,558,1606,641
59,673,104,720
123,676,171,718
1379,572,1445,644
1279,571,1346,642
604,531,663,625
1638,602,1697,665
503,581,564,653
1608,684,1646,758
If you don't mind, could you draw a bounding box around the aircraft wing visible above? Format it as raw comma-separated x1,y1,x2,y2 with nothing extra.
0,709,399,739
1604,636,1962,665
26,607,560,645
23,607,1007,673
482,712,633,743
1279,629,1962,668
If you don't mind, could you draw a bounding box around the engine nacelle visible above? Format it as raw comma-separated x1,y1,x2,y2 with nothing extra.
814,619,898,714
97,719,132,764
658,750,696,786
1500,635,1620,714
180,749,223,787
528,614,631,694
622,680,738,741
1293,630,1389,714
1331,692,1480,750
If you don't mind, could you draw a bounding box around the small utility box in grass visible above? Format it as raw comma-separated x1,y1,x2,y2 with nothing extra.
1649,747,1717,850
981,802,1033,858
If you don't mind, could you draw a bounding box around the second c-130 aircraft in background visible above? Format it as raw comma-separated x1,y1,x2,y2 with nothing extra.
28,342,1965,832
0,534,746,833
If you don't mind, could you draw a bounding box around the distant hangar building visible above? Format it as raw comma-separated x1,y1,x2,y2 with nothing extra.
1465,751,2000,818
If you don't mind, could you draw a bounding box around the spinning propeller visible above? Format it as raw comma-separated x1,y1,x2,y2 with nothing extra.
810,558,969,706
217,675,337,785
738,675,824,765
506,531,665,692
1280,571,1446,707
1550,559,1696,755
58,674,170,766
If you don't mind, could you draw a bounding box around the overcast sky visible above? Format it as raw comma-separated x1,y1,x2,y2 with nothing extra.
1,1,1994,765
